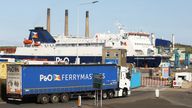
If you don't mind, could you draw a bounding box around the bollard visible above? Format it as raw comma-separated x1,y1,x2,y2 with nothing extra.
155,88,159,98
77,95,81,107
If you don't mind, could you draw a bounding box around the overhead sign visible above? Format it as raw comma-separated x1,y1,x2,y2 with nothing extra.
93,73,103,89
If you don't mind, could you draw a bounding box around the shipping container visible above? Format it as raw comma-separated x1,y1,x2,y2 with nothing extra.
130,70,141,88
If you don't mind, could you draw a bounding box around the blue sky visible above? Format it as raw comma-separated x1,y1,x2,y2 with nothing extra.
0,0,192,46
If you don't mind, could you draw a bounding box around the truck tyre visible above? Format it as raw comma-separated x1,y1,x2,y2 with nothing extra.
60,93,69,103
108,91,114,99
102,91,108,99
122,89,128,97
38,94,49,104
50,94,59,103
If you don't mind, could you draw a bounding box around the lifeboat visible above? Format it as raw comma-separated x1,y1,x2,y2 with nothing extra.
34,41,41,46
23,39,33,45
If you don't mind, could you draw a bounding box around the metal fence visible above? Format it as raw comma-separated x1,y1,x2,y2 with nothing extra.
141,77,170,87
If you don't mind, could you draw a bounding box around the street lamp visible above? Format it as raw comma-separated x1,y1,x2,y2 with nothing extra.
79,1,99,6
92,1,99,4
75,1,99,64
77,0,99,36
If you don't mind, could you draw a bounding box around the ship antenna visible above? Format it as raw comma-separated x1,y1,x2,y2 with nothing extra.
115,22,125,34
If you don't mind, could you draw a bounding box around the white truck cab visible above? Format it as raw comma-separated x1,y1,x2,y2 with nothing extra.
115,66,131,97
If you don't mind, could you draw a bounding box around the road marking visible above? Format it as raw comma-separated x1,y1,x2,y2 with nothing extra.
0,102,6,104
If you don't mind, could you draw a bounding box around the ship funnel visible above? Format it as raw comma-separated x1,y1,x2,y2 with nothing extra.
64,9,69,36
85,11,89,38
172,34,175,50
151,33,155,46
47,8,51,33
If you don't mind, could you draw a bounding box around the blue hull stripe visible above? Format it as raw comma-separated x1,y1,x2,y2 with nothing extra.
0,55,161,67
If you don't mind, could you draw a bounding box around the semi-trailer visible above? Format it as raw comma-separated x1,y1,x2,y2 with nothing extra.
6,64,131,104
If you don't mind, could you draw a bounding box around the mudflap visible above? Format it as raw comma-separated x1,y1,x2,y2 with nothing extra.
0,79,6,101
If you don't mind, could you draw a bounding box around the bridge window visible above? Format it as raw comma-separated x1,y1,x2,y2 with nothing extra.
106,52,110,57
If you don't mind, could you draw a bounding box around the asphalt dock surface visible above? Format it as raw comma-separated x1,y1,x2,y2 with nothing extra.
0,87,191,108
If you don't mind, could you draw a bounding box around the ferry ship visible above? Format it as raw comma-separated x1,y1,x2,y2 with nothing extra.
0,26,162,67
0,9,163,67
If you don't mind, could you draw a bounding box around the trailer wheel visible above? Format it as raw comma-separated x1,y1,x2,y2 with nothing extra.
50,94,59,103
60,93,69,103
122,89,128,97
108,91,114,99
102,92,108,99
38,94,49,104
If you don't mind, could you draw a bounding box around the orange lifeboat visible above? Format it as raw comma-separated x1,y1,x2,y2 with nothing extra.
23,39,33,45
34,41,41,46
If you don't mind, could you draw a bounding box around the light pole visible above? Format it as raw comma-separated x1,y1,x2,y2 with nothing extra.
75,1,99,64
77,1,99,36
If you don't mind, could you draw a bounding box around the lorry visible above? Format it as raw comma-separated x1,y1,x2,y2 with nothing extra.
6,64,131,104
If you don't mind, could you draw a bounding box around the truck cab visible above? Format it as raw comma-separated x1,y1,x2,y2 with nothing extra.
116,66,131,97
